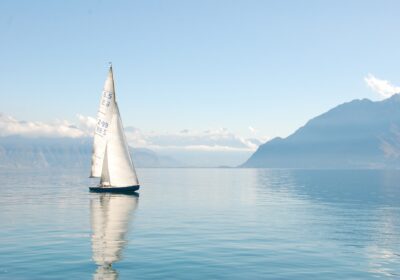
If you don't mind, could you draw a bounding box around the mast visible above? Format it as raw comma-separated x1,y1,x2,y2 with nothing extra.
109,62,116,103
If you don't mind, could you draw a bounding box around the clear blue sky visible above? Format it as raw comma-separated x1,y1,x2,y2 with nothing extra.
1,0,400,139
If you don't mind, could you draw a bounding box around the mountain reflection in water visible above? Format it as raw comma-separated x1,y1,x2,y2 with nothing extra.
90,193,138,280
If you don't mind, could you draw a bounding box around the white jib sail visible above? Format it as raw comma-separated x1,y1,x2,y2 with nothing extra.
103,105,139,187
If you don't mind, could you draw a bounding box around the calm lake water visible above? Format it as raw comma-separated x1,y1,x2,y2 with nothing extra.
0,168,400,279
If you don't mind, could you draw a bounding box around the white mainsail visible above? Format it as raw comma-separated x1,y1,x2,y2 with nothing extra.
91,68,115,178
91,66,139,187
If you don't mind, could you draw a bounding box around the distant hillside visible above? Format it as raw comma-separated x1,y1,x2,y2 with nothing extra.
0,136,181,168
242,94,400,168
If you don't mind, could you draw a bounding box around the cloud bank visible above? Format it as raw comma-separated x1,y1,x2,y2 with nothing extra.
0,113,85,138
0,113,266,153
128,127,265,152
365,74,400,98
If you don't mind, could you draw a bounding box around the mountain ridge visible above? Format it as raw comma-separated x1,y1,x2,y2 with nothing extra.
242,94,400,168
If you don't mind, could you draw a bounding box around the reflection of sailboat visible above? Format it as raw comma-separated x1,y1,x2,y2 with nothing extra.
90,65,140,193
91,193,138,280
93,266,118,280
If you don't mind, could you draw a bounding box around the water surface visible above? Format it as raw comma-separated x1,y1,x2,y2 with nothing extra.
0,168,399,279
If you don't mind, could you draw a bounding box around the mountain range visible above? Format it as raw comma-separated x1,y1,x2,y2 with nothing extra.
242,94,400,168
0,136,180,168
3,95,400,169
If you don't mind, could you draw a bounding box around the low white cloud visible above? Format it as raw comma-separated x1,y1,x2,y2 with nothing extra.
125,127,263,152
76,114,97,134
0,113,85,138
124,126,149,147
364,74,400,98
247,126,269,145
0,113,266,152
248,126,257,134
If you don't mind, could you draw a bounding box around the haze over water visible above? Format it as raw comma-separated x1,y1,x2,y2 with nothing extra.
1,168,399,279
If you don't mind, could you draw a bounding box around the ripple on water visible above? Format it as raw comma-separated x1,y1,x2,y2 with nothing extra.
0,168,399,279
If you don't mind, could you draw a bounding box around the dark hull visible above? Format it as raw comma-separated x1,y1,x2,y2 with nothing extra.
89,185,140,194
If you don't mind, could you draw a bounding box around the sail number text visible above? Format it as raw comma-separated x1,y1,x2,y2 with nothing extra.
95,119,109,136
101,90,113,107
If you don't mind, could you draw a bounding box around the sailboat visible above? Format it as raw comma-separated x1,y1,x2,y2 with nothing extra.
89,65,140,193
